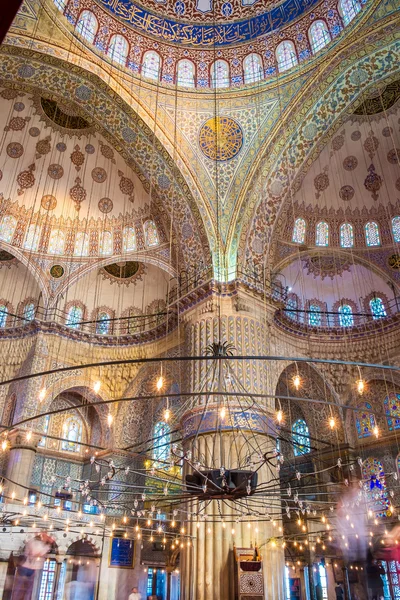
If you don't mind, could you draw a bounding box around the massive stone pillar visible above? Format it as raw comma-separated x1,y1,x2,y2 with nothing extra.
180,295,285,600
5,430,40,501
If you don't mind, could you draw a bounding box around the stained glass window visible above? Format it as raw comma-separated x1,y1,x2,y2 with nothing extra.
54,0,67,11
38,414,50,447
392,216,400,243
0,216,17,243
339,0,361,25
96,312,111,335
144,220,159,247
365,221,380,246
292,218,306,244
24,303,35,321
316,221,329,246
356,402,376,438
48,229,65,255
292,418,311,456
276,41,298,72
108,35,129,65
362,457,390,517
100,231,113,255
38,559,56,600
338,304,354,327
142,51,161,80
24,224,40,251
75,10,98,43
384,393,400,431
319,565,328,600
286,296,298,321
177,59,195,87
61,416,82,452
369,297,386,320
211,60,230,89
74,232,89,256
153,421,171,466
308,304,322,326
309,20,331,53
340,223,354,248
123,226,136,252
66,305,83,329
243,53,263,83
0,306,8,328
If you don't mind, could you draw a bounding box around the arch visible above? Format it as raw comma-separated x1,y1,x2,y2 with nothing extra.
292,418,311,456
95,310,112,335
0,302,10,328
292,218,306,244
392,216,400,243
338,0,361,25
369,296,387,320
306,301,325,326
340,223,354,248
384,392,400,431
74,231,89,257
144,220,159,247
122,226,136,252
362,457,390,517
338,304,353,327
286,293,300,322
355,402,376,438
107,34,129,66
142,51,161,80
276,41,298,72
211,60,230,89
243,53,263,84
153,421,171,466
23,301,36,321
309,20,331,54
48,229,65,255
100,231,113,255
316,221,329,246
24,224,40,251
61,415,83,452
365,221,380,246
75,10,98,44
177,59,195,87
66,304,84,329
0,215,17,243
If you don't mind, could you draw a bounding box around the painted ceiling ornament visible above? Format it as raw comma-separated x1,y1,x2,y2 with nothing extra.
352,78,400,119
35,136,52,159
331,131,345,153
41,195,57,211
382,126,393,137
47,164,64,180
17,163,35,196
387,149,400,165
364,163,382,201
14,102,25,112
4,115,30,132
314,167,329,199
70,145,85,172
0,88,20,100
199,116,243,161
85,144,95,154
7,142,24,159
100,261,146,287
118,170,135,203
56,142,67,152
351,130,361,141
99,141,116,163
29,127,40,137
388,254,400,271
98,198,113,214
91,167,107,183
343,155,358,171
339,185,355,201
364,131,379,159
69,177,87,211
302,255,351,280
49,264,65,278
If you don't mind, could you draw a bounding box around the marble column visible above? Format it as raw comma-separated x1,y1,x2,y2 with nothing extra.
5,430,40,501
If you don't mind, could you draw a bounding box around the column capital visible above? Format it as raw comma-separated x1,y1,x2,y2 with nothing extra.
6,429,41,451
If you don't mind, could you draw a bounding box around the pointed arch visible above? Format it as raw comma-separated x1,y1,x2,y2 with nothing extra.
292,418,311,456
142,51,161,80
177,59,195,87
75,10,98,44
338,0,361,25
365,221,380,246
211,60,230,89
107,35,129,66
276,41,298,72
0,215,17,243
24,224,40,252
243,53,263,84
309,20,331,53
292,218,306,244
48,229,65,255
340,223,354,248
316,221,329,246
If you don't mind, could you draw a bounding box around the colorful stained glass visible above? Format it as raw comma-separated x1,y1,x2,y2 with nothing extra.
339,0,361,25
38,559,56,600
309,20,331,53
144,220,159,247
292,218,306,244
96,312,111,335
100,231,113,255
48,229,65,255
211,60,230,88
24,303,35,321
340,223,354,248
384,392,400,431
123,226,136,252
308,304,322,326
286,296,298,321
153,421,171,466
0,216,17,243
316,221,329,246
276,41,298,72
365,221,380,246
370,297,386,320
292,418,311,456
108,34,129,65
362,457,390,517
356,402,376,438
61,416,82,452
0,305,8,328
74,232,89,256
142,51,161,80
392,216,400,243
54,0,67,10
24,224,40,251
338,304,354,327
66,305,83,329
75,10,98,43
243,53,263,83
177,59,195,87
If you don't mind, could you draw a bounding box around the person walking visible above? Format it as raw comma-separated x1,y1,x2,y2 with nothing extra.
128,587,141,600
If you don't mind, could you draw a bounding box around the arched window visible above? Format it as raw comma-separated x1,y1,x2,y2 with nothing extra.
24,302,35,321
75,10,98,43
144,220,159,247
365,221,380,246
292,218,306,244
123,226,136,252
339,0,361,25
96,312,111,335
338,305,354,327
24,224,40,251
61,416,83,452
286,295,298,321
384,393,400,431
54,0,67,11
74,232,89,256
177,59,195,87
66,305,83,329
392,216,400,243
276,41,298,72
100,231,113,255
243,53,263,84
153,421,171,466
308,304,322,326
48,229,65,254
369,297,387,320
211,60,230,89
309,20,331,54
38,414,50,447
355,402,376,438
108,35,129,66
292,418,311,456
362,458,389,517
142,51,161,80
340,223,354,248
0,305,8,328
316,221,329,246
0,216,17,243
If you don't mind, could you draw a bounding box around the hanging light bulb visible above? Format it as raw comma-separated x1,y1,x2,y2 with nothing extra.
329,417,335,429
293,374,301,390
373,426,379,438
26,430,32,442
1,439,8,451
38,388,46,402
220,405,226,419
164,407,171,422
156,375,164,391
357,379,365,395
93,381,101,394
276,410,283,423
107,413,113,427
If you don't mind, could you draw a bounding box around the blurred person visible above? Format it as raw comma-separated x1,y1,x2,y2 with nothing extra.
11,532,54,600
335,583,344,600
128,587,141,600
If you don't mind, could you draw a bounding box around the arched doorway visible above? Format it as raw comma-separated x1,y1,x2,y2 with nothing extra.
58,540,99,600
